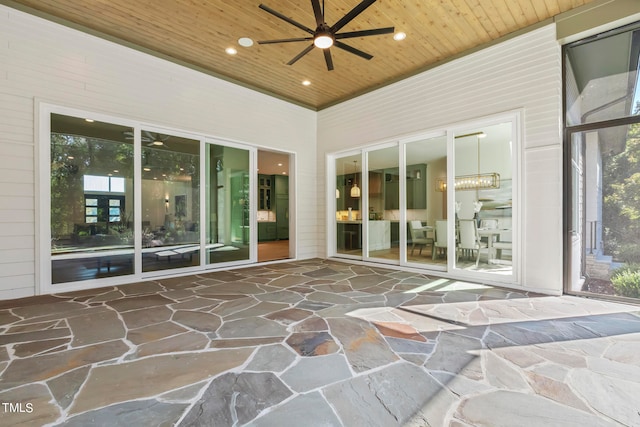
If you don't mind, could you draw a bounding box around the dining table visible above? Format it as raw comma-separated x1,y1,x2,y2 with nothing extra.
477,228,511,263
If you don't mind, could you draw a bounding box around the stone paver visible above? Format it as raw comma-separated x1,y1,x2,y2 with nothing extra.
0,259,638,426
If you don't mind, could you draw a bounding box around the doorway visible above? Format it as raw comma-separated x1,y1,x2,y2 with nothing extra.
257,149,291,262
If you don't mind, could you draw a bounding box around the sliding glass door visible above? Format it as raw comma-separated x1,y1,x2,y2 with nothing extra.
206,142,253,265
367,145,399,263
453,122,515,279
44,106,266,292
330,114,518,284
335,154,363,258
50,114,134,283
404,135,447,269
141,130,201,273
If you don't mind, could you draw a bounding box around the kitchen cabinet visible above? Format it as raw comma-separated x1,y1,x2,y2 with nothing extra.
384,169,400,210
258,174,272,210
406,164,426,209
276,195,289,239
258,222,277,241
258,175,288,241
384,164,426,210
275,174,288,195
336,222,362,250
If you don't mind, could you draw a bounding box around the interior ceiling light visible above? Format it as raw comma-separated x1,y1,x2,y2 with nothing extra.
302,80,311,86
277,163,283,166
238,37,254,47
151,140,164,146
225,47,238,55
85,118,94,122
350,160,361,198
393,32,406,41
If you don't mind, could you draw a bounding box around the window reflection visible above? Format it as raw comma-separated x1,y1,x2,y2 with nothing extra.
141,131,201,272
50,113,134,283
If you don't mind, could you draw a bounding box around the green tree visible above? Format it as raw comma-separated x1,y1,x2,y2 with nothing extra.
602,122,640,262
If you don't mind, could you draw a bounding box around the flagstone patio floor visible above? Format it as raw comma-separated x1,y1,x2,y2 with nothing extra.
1,259,639,426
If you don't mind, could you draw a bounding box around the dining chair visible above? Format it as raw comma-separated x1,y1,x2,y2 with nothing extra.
457,219,488,267
432,220,448,260
479,218,499,246
409,220,433,256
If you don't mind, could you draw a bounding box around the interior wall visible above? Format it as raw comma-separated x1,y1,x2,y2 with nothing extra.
0,5,317,299
318,25,564,294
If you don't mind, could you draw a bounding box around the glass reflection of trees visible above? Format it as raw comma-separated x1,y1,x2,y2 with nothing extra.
50,131,133,251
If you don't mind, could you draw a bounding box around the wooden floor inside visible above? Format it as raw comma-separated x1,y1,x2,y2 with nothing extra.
258,240,290,263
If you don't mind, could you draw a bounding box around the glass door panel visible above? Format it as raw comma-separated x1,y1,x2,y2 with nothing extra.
206,143,251,265
141,131,200,272
404,135,447,267
50,113,134,284
569,124,640,300
453,124,513,276
335,155,362,257
367,146,399,262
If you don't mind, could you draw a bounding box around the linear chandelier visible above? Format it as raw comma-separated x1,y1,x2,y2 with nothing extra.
435,131,501,192
435,173,500,192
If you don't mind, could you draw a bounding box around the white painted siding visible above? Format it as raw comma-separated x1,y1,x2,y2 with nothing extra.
318,25,564,294
0,5,317,299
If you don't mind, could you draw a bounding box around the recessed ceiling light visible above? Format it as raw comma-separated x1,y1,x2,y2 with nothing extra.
238,37,254,47
85,118,94,122
282,172,287,175
393,32,406,41
302,80,311,86
225,47,238,55
113,169,119,173
277,163,283,166
143,167,151,172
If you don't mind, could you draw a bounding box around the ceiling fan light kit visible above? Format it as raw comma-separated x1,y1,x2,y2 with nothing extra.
258,0,394,71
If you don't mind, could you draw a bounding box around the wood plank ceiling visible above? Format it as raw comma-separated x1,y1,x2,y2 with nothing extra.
8,0,595,110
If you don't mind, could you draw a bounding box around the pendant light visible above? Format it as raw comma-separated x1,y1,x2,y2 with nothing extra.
350,160,361,198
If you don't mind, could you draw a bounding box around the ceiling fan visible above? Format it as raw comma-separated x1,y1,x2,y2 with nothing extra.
123,131,170,147
257,0,394,71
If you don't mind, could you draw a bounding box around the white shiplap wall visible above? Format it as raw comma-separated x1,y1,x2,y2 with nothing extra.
318,25,564,294
0,5,318,299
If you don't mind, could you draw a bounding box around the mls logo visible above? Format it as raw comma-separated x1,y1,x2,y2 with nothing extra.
2,402,34,413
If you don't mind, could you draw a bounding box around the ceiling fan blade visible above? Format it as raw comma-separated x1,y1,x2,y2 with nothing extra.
287,44,315,65
259,4,314,35
330,0,376,33
324,49,334,71
335,27,395,39
258,37,312,44
334,40,373,60
311,0,324,26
